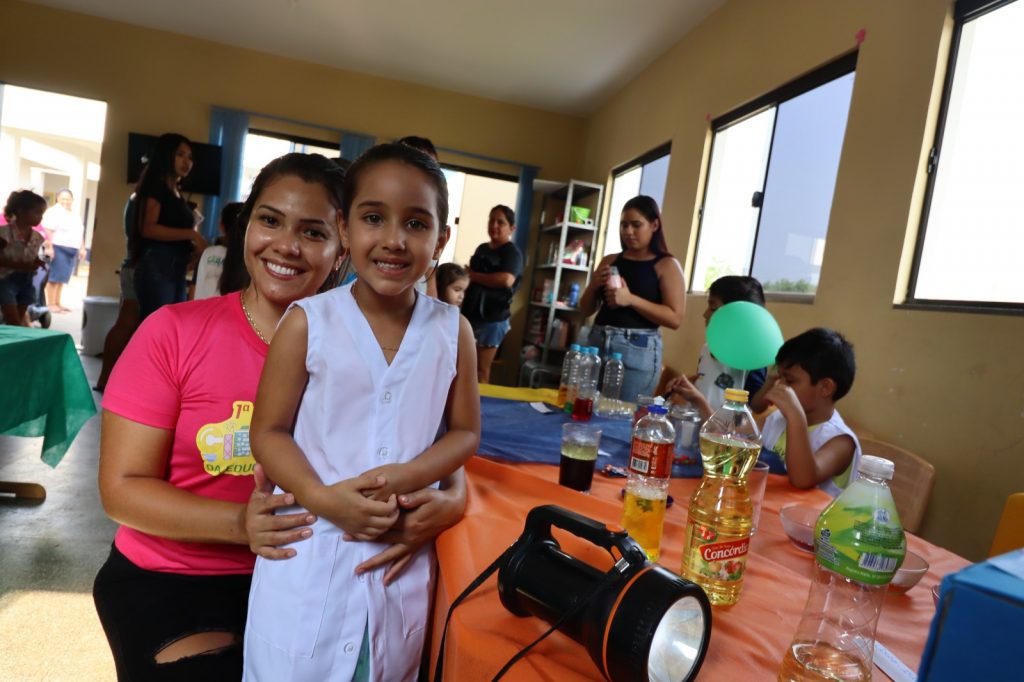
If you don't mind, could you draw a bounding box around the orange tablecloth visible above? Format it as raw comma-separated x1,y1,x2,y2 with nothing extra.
431,457,969,681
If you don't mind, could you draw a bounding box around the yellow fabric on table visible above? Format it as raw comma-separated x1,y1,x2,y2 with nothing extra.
478,384,560,405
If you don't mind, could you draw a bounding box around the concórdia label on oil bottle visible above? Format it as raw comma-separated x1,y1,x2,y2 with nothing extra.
814,491,906,585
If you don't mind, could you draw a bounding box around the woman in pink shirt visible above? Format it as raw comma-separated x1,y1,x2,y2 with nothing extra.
94,153,467,681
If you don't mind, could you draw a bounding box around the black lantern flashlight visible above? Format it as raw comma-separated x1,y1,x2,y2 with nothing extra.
497,505,711,681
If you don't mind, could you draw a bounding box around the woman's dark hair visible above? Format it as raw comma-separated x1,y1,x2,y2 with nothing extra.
129,133,191,262
490,204,515,226
216,202,247,295
4,190,47,221
436,262,469,297
236,153,346,293
396,136,438,160
708,275,765,306
342,143,448,228
621,195,670,256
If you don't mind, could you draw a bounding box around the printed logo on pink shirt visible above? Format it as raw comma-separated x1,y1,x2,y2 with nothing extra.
195,401,256,476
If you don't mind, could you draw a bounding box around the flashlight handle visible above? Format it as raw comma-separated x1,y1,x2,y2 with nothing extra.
525,505,647,564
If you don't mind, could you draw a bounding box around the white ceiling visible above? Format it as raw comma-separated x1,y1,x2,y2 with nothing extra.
25,0,725,115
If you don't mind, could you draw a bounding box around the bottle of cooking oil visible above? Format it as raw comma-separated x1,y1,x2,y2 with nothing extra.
778,455,906,682
679,388,761,606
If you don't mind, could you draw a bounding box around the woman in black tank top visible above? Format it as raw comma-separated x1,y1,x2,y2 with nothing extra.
579,195,686,402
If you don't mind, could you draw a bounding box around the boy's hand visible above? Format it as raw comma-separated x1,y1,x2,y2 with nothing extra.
670,374,703,404
314,472,399,540
764,380,803,418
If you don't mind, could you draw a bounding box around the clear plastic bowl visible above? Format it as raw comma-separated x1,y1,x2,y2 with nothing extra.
888,550,929,594
779,504,820,554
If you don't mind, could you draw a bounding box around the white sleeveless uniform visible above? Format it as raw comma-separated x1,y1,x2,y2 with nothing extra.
760,408,862,497
243,284,459,681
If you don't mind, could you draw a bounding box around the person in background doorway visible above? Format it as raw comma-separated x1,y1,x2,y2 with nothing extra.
41,188,86,313
131,133,208,320
580,195,685,402
436,262,469,308
463,204,523,383
0,190,47,326
193,202,243,300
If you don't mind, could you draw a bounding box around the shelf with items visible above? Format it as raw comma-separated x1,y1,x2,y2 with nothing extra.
521,178,604,372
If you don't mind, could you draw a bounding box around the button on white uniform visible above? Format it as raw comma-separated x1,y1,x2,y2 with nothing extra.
379,446,388,459
382,391,392,403
344,642,355,654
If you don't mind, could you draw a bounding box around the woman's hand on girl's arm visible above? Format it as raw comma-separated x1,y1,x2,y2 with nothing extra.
245,463,316,560
625,256,686,329
354,468,467,585
98,411,249,544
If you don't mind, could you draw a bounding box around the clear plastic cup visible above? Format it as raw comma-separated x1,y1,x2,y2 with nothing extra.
748,460,771,535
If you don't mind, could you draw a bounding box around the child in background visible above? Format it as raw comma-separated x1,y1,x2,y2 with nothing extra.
752,327,860,496
244,144,480,681
193,202,243,300
436,262,469,307
0,190,47,326
670,275,768,418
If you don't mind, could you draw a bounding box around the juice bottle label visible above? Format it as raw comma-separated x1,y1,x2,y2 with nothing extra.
684,521,749,583
628,438,672,478
815,486,906,585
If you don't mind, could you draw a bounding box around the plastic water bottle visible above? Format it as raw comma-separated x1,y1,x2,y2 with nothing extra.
669,401,702,470
567,281,580,308
778,456,906,682
601,352,624,401
571,348,599,421
621,400,675,561
557,344,582,410
680,388,761,606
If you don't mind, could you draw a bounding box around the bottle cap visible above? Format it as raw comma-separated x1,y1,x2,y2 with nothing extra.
858,455,895,480
647,405,668,415
723,388,749,403
611,352,622,360
652,396,666,407
570,343,581,351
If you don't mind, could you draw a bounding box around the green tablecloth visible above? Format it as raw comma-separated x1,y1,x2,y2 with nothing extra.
0,327,97,466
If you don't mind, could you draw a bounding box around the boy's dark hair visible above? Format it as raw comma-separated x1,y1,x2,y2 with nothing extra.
436,262,468,295
621,195,671,256
343,143,448,228
236,153,346,293
396,136,438,160
490,204,515,226
776,327,856,401
4,189,47,221
709,275,765,306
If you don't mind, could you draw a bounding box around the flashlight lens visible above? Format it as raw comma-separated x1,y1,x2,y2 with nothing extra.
647,595,707,681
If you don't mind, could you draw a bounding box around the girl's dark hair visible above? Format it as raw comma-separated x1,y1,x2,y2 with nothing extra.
237,153,346,293
622,195,670,256
217,202,247,295
343,143,448,228
4,190,47,221
436,262,469,297
129,133,191,262
708,275,765,306
490,204,515,225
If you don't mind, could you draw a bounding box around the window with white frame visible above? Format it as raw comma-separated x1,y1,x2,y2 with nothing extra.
690,54,856,294
241,130,339,198
602,144,671,258
910,0,1024,307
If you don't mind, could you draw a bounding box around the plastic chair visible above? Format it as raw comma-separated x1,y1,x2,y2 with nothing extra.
990,492,1024,557
858,438,935,534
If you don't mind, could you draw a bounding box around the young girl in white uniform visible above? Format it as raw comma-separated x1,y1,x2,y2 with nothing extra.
243,144,480,681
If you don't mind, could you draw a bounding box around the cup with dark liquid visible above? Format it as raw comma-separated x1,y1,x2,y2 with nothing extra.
559,423,602,493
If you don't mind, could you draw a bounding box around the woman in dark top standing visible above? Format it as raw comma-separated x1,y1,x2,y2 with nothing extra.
132,133,208,320
463,204,523,383
580,195,685,402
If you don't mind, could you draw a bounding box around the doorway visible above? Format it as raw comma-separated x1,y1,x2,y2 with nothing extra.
0,83,108,339
439,165,518,268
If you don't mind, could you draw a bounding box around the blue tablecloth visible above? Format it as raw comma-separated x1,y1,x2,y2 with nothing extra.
478,396,703,477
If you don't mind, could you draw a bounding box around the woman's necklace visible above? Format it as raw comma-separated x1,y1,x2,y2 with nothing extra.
240,290,269,344
351,280,401,353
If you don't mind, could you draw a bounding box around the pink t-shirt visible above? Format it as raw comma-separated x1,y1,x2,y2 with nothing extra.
103,291,267,575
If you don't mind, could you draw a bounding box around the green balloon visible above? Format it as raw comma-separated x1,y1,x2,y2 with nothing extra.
706,301,783,371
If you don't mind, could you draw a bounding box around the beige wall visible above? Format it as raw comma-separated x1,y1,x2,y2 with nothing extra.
581,0,1023,559
1,0,584,297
